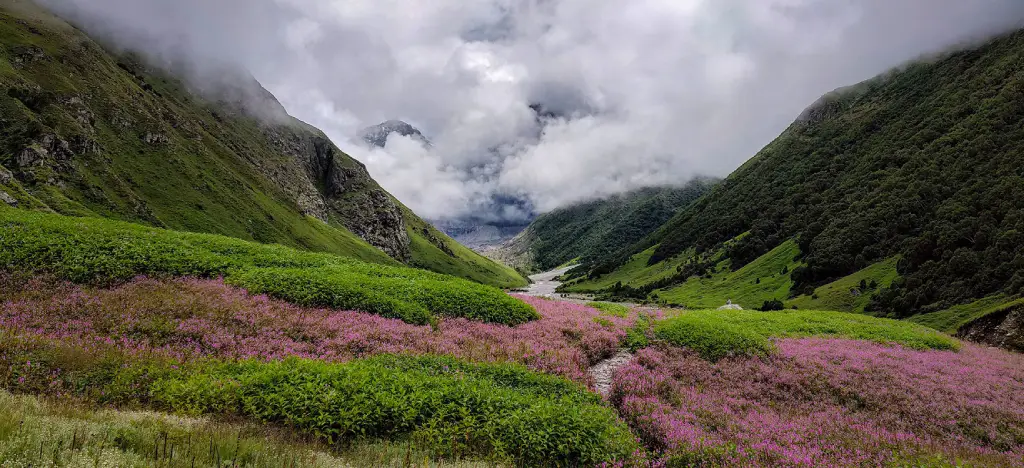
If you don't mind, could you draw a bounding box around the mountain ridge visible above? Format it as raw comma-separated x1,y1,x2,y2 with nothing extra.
492,179,717,273
564,27,1024,345
0,1,526,287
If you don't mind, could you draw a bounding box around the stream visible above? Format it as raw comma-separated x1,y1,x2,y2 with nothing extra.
522,266,634,397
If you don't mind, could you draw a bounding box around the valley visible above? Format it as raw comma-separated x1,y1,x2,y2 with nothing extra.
0,1,1022,467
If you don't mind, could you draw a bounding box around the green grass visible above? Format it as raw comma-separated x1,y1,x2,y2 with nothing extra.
656,240,803,309
564,246,691,293
2,338,638,466
587,301,631,318
653,309,958,360
909,296,1024,333
654,314,773,361
788,257,900,313
0,207,537,325
0,390,358,467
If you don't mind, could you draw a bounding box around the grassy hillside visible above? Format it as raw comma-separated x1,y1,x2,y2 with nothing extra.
656,240,803,309
788,257,901,313
908,295,1024,334
0,1,524,288
587,28,1024,317
493,181,715,272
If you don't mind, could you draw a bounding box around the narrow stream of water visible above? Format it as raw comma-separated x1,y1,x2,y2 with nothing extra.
523,266,573,297
522,266,635,396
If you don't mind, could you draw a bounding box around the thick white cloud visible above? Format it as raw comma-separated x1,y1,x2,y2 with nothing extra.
43,0,1024,218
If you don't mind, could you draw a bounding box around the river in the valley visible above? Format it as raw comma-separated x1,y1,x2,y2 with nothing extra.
520,266,634,396
523,266,574,297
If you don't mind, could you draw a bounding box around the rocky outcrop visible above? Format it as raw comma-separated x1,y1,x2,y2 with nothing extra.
957,303,1024,353
0,190,17,207
360,120,428,148
261,124,411,260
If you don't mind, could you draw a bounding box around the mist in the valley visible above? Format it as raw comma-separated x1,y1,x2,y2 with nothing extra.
40,0,1024,221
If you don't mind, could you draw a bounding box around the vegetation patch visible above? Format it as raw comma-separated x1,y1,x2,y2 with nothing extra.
1,337,638,466
587,301,631,318
0,208,537,325
0,390,358,467
788,257,900,313
611,341,1024,466
654,315,773,361
654,309,957,360
909,295,1024,334
656,239,803,309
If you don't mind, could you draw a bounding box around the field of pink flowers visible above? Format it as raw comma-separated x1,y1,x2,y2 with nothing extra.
0,275,629,385
3,274,1024,467
611,340,1024,467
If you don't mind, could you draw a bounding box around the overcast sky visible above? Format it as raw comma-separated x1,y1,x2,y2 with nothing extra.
43,0,1024,220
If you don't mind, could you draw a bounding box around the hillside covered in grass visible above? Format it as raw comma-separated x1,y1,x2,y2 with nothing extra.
492,180,715,273
0,1,525,288
570,27,1024,331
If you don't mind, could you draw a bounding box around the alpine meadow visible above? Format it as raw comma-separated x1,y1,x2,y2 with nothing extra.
1,1,1023,467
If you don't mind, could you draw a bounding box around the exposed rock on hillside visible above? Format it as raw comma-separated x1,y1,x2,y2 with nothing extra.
361,119,428,148
958,304,1024,353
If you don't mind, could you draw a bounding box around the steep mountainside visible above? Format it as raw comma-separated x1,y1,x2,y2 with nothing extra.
573,29,1024,325
0,1,525,287
493,180,716,273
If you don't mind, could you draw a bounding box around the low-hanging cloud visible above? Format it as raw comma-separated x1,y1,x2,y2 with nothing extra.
41,0,1024,220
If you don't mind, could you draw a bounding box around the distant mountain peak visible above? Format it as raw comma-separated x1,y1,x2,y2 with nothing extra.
361,120,428,148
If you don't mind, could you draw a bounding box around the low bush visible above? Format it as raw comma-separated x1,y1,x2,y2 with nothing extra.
588,301,631,318
653,309,958,360
1,338,638,466
0,208,537,325
654,315,772,361
231,267,537,326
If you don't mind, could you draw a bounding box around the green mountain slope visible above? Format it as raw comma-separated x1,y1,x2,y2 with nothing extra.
582,28,1024,317
0,1,525,287
492,180,715,273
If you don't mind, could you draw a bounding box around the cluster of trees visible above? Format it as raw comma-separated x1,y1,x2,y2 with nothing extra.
591,29,1024,317
587,258,717,302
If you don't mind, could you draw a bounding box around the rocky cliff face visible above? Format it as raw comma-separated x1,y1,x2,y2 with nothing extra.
262,125,410,260
958,304,1024,353
0,4,411,261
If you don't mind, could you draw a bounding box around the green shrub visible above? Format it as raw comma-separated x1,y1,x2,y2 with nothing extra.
151,356,637,465
588,301,631,318
653,309,958,360
625,313,653,351
1,338,637,466
654,315,772,361
0,208,537,325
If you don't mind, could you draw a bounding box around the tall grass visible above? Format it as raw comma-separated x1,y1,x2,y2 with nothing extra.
0,390,507,467
0,208,536,325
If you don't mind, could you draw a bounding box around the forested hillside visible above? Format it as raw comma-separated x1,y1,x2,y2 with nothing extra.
580,28,1024,319
492,180,715,272
0,1,525,287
